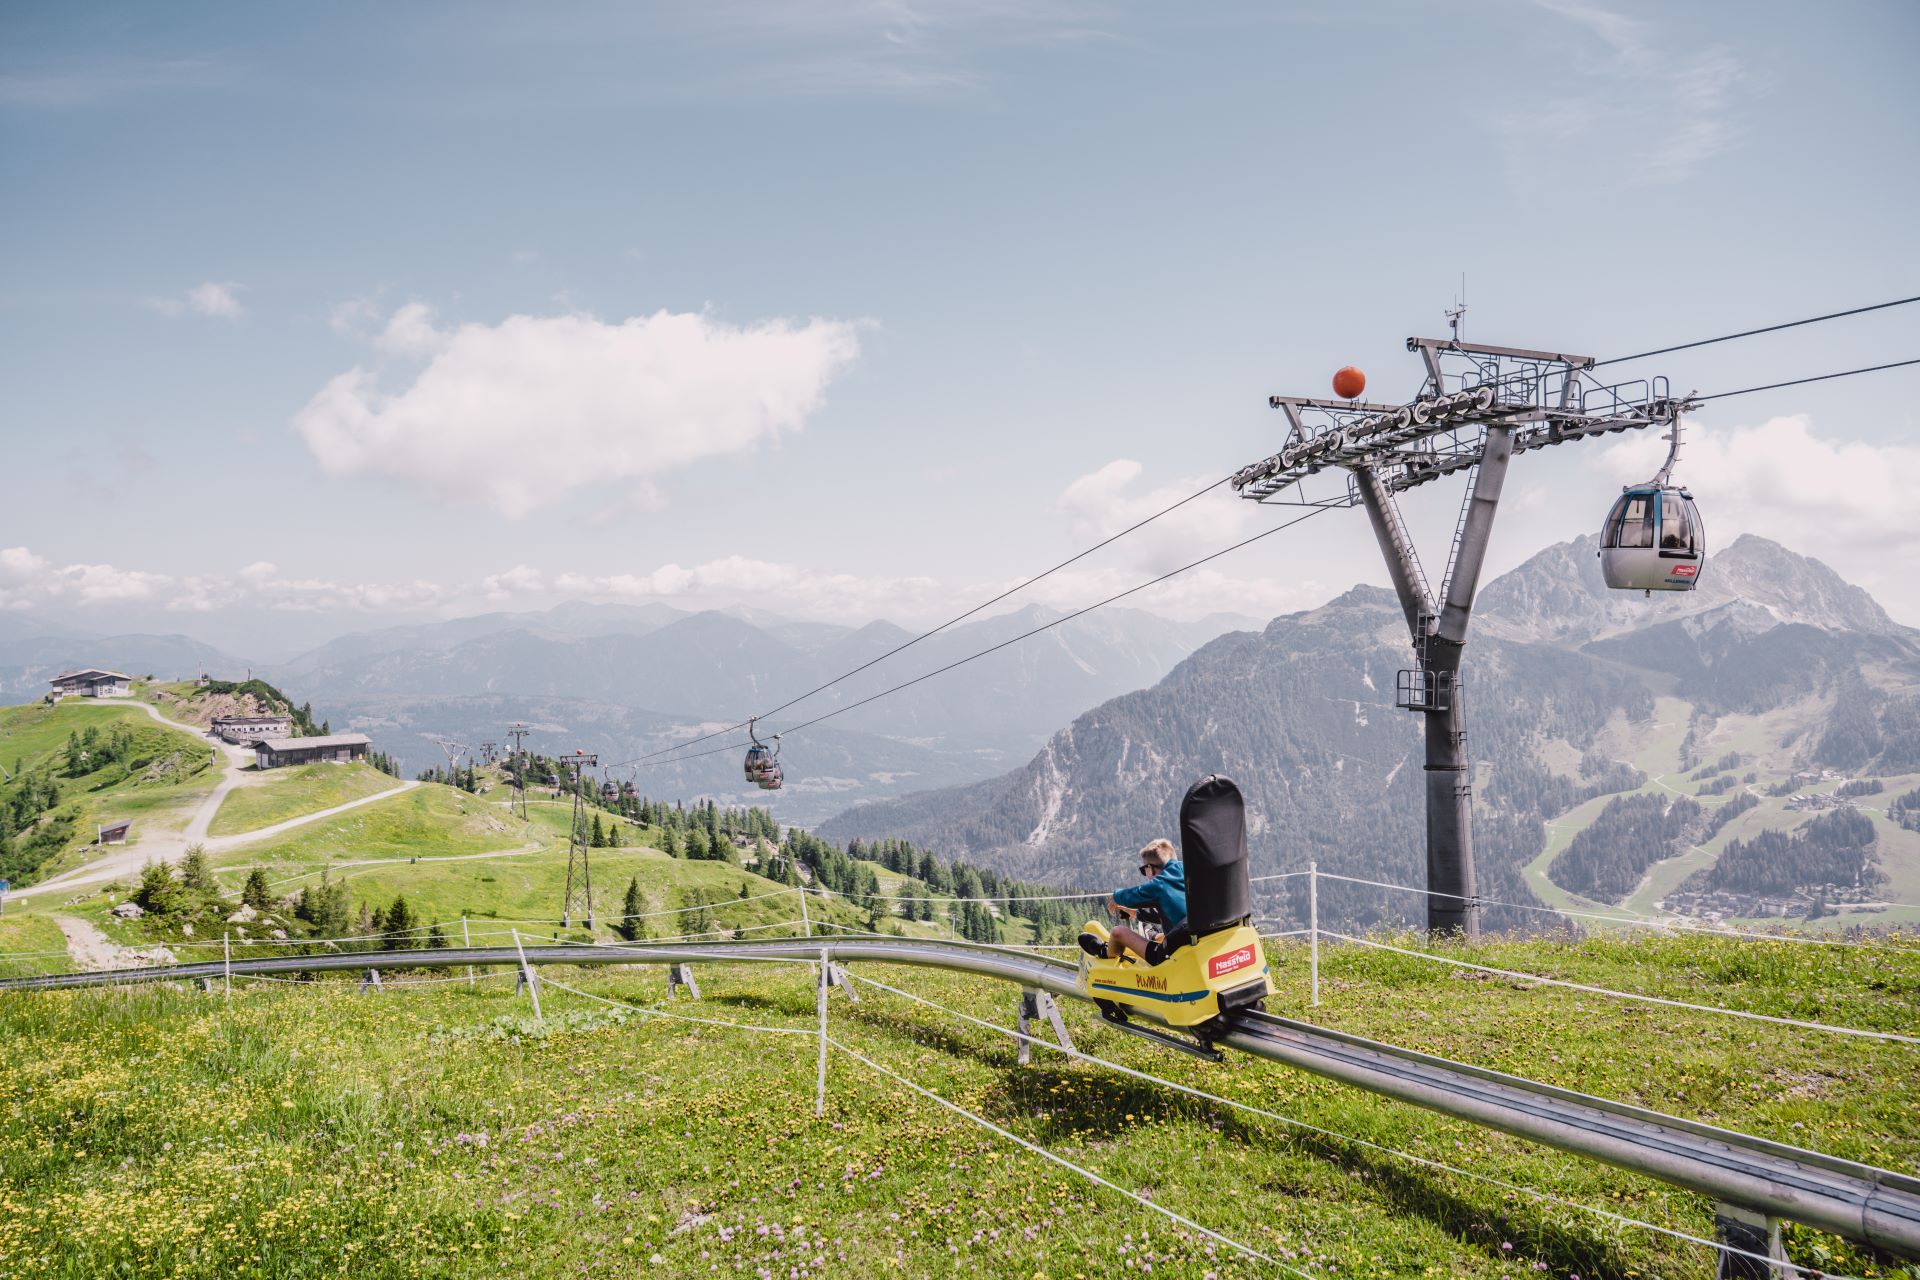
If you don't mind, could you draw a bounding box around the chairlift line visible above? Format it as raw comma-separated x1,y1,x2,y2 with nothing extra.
609,324,1920,787
618,504,1337,776
604,502,1334,777
621,472,1236,769
1694,355,1920,402
1591,293,1920,368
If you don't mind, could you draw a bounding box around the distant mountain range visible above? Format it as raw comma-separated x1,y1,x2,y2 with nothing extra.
818,535,1920,925
0,600,1263,823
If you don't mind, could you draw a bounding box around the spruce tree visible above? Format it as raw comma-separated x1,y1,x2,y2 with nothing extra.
618,877,644,942
590,814,606,848
386,894,417,948
134,861,182,915
241,867,274,911
180,844,217,894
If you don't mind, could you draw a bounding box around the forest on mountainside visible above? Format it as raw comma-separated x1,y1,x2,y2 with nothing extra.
1548,793,1702,904
1701,808,1881,897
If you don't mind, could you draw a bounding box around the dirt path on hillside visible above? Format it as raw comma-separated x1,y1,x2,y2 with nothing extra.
51,914,153,971
223,837,546,890
14,700,416,903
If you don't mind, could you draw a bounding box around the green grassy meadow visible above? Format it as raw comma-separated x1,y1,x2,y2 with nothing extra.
1,932,1916,1279
208,762,404,837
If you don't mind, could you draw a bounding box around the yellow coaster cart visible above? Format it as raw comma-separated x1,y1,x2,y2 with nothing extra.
1077,774,1276,1058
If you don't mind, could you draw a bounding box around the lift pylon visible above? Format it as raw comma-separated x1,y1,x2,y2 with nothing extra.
1235,337,1692,938
558,751,599,929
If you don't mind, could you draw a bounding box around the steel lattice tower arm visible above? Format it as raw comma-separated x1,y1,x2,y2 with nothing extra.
1235,337,1689,939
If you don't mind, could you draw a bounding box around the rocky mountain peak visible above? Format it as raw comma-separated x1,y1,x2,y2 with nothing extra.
1476,532,1902,645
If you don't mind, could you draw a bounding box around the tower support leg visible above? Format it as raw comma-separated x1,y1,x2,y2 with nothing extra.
667,964,700,999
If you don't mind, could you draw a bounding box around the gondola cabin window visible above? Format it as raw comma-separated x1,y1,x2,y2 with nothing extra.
1660,495,1694,551
1605,493,1656,549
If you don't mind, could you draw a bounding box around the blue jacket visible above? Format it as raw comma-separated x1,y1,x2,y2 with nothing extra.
1112,860,1187,929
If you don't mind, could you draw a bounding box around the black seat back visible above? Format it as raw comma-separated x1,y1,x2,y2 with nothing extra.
1179,774,1252,934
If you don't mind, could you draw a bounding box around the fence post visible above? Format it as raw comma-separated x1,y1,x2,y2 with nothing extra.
512,929,542,1021
798,885,811,939
462,916,473,990
815,946,830,1117
1309,862,1320,1009
223,930,231,1007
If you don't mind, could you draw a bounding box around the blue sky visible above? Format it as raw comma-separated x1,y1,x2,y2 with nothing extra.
3,0,1918,656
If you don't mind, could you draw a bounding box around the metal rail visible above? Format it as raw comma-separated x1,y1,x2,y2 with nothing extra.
6,937,1916,1259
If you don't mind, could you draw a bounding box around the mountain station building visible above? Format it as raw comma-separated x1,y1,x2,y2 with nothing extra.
47,669,132,699
252,733,371,769
211,715,294,744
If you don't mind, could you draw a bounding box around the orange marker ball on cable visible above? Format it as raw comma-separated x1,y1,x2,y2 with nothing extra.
1332,366,1367,400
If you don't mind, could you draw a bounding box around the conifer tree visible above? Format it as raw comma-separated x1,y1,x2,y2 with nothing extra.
241,867,274,911
386,894,417,948
617,877,644,942
180,844,217,894
134,860,182,915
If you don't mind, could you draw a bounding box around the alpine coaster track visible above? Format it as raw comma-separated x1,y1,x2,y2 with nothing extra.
6,935,1916,1265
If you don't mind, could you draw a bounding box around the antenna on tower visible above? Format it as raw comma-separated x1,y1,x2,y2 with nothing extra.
1444,274,1467,344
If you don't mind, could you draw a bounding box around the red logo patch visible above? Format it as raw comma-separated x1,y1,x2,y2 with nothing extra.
1671,564,1698,578
1209,946,1257,979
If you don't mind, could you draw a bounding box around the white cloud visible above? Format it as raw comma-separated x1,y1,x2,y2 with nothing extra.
486,555,943,621
376,302,446,357
149,281,246,319
1598,414,1920,601
1503,1,1741,184
1060,459,1262,570
0,547,173,606
0,548,454,616
1042,460,1329,620
293,305,861,517
328,295,384,336
676,1,1116,98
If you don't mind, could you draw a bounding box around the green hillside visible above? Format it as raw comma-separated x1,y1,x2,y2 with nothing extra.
0,700,216,887
208,762,405,837
1,932,1915,1279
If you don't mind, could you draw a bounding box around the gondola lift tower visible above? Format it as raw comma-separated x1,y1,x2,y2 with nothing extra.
1234,329,1702,938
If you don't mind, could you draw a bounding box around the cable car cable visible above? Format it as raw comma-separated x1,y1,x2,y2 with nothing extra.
619,473,1235,766
705,505,1335,753
1592,294,1920,368
619,504,1333,772
1693,355,1920,402
624,335,1920,773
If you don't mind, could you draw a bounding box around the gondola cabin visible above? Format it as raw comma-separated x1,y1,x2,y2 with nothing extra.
1599,484,1705,593
1077,774,1274,1038
744,742,773,782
